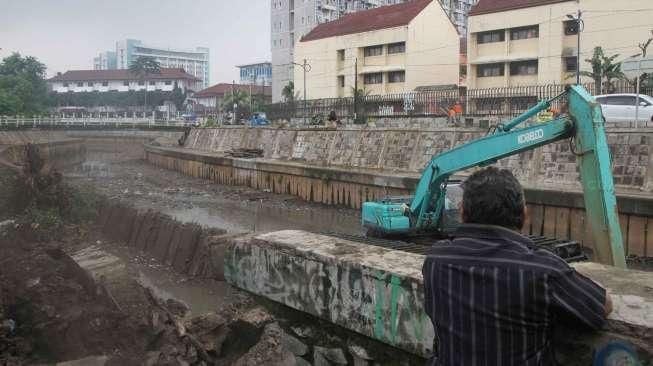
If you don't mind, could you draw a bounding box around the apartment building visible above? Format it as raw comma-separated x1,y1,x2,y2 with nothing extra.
93,51,117,70
47,69,201,94
271,0,413,102
237,62,273,86
294,0,459,99
467,0,652,89
92,39,210,88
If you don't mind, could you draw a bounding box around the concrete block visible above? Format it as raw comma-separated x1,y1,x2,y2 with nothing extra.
225,230,653,360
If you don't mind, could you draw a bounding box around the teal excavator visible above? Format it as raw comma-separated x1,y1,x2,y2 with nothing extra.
361,85,627,268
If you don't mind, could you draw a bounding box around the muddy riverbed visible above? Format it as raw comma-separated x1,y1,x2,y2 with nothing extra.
67,160,363,236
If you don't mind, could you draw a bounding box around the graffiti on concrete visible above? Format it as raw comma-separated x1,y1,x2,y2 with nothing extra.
224,230,435,357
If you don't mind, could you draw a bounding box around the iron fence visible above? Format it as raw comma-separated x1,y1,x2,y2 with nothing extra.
265,80,653,122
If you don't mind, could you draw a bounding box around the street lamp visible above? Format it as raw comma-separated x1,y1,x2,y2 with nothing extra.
566,11,584,85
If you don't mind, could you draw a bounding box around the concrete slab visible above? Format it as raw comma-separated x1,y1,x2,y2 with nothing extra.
225,230,653,359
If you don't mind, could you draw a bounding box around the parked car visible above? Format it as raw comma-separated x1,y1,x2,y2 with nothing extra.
594,94,653,123
249,112,269,126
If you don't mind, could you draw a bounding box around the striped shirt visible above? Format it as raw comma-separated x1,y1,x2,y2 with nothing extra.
422,224,607,366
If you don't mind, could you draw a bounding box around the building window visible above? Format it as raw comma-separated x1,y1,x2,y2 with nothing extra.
363,73,383,84
123,81,129,86
164,80,172,85
364,45,383,57
337,49,345,61
387,71,405,83
138,81,145,86
149,81,155,85
76,82,83,87
510,26,539,40
63,82,69,87
477,30,505,44
387,42,406,54
477,63,504,77
564,57,578,72
564,20,579,35
101,81,109,86
510,60,538,76
338,75,345,87
87,82,93,87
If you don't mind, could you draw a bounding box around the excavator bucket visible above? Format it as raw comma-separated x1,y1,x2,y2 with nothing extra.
569,85,627,268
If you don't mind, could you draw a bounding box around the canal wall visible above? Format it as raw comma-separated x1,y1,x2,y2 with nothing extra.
146,127,653,257
225,230,653,363
96,201,234,279
182,126,653,191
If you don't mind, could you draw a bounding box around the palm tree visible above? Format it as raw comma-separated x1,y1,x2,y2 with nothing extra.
129,56,161,111
580,47,625,94
222,90,250,119
282,81,295,103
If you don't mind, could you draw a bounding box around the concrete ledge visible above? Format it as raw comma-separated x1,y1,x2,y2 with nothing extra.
224,230,653,361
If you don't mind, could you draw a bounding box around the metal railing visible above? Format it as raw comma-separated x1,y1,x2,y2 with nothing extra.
265,81,653,121
0,116,193,130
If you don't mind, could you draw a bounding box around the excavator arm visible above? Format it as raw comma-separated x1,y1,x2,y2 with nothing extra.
361,85,626,268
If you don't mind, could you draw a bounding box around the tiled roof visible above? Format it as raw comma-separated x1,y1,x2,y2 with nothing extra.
48,68,200,82
193,83,272,98
469,0,573,16
301,0,432,42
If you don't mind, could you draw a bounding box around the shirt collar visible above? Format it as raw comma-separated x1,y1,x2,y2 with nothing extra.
453,223,534,246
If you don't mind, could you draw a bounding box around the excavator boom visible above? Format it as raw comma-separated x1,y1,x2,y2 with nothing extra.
361,85,626,268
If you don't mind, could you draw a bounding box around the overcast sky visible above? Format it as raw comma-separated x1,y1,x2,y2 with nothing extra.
0,0,271,84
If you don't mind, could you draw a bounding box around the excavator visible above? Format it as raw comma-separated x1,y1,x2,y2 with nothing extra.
361,85,627,268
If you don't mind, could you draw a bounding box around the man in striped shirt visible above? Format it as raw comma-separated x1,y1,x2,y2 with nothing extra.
422,167,612,365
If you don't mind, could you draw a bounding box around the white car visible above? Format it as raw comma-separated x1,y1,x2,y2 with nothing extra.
594,94,653,123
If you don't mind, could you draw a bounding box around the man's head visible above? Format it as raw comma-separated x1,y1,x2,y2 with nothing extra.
460,167,526,230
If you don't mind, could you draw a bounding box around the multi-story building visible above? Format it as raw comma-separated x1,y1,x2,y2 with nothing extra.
294,0,459,99
440,0,478,35
93,51,117,70
47,68,201,94
93,39,210,88
237,62,272,86
467,0,652,89
271,0,417,102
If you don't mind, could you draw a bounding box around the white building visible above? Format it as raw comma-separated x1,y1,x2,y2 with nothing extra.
271,0,477,101
92,39,210,88
93,51,117,70
47,68,202,94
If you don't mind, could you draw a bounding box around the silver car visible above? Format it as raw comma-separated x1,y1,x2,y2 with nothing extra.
594,94,653,123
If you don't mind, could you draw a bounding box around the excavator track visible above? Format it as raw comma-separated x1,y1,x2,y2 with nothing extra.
322,232,587,263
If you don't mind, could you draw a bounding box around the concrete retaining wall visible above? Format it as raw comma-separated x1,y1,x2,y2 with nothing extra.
1,140,87,171
96,201,230,279
183,126,653,192
225,230,653,363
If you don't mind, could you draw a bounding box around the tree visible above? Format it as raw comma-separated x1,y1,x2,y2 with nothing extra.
170,82,186,111
0,53,49,115
222,90,250,119
580,47,626,94
129,56,161,111
282,81,299,103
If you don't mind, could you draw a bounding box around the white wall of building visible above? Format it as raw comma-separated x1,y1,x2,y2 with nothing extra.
49,79,195,94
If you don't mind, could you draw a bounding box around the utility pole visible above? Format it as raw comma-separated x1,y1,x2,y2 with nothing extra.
354,57,358,121
292,59,311,124
232,80,237,123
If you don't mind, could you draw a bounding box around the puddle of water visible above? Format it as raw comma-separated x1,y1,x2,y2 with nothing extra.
163,200,364,236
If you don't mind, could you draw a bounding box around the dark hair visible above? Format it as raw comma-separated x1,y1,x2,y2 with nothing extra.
461,167,525,230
